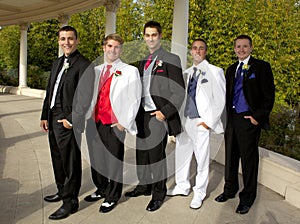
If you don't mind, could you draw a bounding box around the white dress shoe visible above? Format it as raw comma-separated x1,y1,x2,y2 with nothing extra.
167,186,189,196
190,194,202,209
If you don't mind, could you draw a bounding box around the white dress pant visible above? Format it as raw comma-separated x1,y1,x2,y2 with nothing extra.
175,117,210,200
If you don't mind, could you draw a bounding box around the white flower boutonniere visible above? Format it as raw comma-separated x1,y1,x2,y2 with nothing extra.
157,60,163,67
153,60,163,71
63,60,71,73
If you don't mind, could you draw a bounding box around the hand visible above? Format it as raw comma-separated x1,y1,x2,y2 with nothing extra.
150,110,166,121
244,115,259,125
57,119,73,129
197,122,209,129
40,120,49,132
116,123,125,132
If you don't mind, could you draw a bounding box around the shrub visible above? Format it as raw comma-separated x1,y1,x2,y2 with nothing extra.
260,103,300,161
0,68,18,86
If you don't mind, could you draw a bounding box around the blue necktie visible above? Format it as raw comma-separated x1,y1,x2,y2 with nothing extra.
184,67,200,118
236,62,244,79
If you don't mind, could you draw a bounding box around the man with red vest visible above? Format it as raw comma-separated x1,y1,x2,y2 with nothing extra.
84,33,141,213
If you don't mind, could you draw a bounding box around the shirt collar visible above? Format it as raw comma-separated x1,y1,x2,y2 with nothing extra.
239,55,251,66
104,58,122,71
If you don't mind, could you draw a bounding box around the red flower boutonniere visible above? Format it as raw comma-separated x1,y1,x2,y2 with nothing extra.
114,70,122,77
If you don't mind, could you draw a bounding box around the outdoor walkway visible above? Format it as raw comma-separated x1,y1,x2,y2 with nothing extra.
1,93,300,224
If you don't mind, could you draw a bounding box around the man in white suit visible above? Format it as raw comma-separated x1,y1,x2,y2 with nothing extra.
83,33,141,213
167,39,226,209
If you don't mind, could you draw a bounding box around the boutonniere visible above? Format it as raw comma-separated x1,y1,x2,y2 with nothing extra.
198,69,208,83
63,60,71,73
153,60,163,71
199,69,206,76
114,70,122,77
242,64,250,74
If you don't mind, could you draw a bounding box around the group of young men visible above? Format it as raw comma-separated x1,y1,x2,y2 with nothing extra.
40,21,275,220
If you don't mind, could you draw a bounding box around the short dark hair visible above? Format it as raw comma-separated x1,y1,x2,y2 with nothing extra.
191,38,208,50
143,21,162,35
234,35,252,47
58,26,78,39
103,33,124,46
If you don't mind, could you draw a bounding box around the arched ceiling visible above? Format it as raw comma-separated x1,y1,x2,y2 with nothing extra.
0,0,112,27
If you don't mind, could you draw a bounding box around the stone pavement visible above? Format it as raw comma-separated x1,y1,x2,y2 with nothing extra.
1,93,300,224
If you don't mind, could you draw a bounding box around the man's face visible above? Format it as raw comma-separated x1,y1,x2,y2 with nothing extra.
103,39,122,63
144,27,162,53
58,31,79,56
190,40,207,65
234,38,253,61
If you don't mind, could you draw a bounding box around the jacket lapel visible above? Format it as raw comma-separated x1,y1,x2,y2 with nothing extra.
59,54,79,85
244,56,254,79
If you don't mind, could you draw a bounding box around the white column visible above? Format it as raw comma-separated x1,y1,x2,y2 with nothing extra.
19,23,29,88
171,0,189,70
58,14,70,57
104,0,120,36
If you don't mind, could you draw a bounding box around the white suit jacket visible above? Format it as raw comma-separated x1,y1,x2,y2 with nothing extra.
182,60,226,134
87,59,142,135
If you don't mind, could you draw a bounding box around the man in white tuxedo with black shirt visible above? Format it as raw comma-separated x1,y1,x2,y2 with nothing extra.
167,39,226,209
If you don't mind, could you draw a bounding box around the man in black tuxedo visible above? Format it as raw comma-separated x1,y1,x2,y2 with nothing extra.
215,35,275,214
125,21,185,212
40,26,94,220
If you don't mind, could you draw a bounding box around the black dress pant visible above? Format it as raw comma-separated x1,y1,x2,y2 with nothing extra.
48,108,82,204
86,118,125,203
136,111,168,201
224,109,261,207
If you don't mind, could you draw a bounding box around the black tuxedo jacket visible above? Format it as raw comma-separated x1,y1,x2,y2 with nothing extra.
226,56,275,130
41,50,94,132
137,47,185,136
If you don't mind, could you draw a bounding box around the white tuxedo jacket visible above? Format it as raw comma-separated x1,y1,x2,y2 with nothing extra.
182,60,226,134
87,59,142,135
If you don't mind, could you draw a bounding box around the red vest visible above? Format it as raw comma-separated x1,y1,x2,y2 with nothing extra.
94,75,117,124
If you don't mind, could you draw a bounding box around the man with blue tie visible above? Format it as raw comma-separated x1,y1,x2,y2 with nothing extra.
167,39,226,209
215,35,275,214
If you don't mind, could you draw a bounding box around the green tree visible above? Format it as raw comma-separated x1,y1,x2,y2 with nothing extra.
0,25,20,69
69,7,106,62
28,20,60,71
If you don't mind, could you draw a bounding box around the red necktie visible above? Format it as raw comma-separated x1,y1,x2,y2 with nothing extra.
100,64,112,85
144,54,153,70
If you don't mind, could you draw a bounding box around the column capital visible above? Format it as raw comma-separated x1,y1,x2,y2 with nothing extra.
104,0,120,12
58,14,70,25
19,23,29,31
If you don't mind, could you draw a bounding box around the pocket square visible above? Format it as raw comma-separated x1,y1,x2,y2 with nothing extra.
249,73,256,79
201,78,208,84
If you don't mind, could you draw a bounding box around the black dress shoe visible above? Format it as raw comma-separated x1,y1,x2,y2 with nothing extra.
125,188,151,197
84,192,104,202
99,201,117,213
214,193,235,202
48,202,79,220
44,193,61,203
236,204,250,214
146,199,163,212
